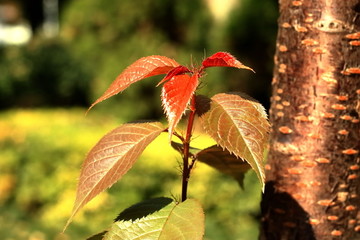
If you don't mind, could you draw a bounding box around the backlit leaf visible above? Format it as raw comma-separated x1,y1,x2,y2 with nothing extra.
198,93,269,191
104,198,205,240
156,65,191,86
161,74,198,140
65,122,165,230
201,52,254,72
88,56,180,112
196,145,251,188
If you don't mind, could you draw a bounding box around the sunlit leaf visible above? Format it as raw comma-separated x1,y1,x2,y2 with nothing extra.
104,198,204,240
161,74,198,140
65,122,165,230
157,65,191,86
196,145,251,188
88,56,180,112
198,93,269,191
201,52,254,72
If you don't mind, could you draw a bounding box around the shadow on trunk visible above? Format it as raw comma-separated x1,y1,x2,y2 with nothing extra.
260,181,316,240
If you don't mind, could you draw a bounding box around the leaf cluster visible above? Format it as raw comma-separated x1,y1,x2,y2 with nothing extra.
65,52,269,238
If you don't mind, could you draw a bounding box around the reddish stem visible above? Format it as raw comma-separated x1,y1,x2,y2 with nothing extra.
181,95,196,202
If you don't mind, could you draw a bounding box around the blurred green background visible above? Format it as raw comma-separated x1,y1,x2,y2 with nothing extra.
0,0,277,239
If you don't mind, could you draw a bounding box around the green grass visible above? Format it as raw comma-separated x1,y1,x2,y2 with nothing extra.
0,108,261,240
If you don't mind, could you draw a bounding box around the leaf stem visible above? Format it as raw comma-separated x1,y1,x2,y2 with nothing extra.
172,131,185,142
181,95,196,202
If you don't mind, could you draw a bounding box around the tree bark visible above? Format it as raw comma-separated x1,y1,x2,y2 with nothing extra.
260,0,360,239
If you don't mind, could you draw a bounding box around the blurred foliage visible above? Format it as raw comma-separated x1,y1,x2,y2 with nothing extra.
224,0,278,109
0,41,91,108
0,109,261,240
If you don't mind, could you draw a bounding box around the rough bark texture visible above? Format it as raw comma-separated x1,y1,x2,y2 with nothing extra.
261,0,360,239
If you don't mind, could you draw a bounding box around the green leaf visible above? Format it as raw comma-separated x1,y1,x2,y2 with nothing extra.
196,145,251,188
64,122,165,230
198,93,269,191
104,198,205,240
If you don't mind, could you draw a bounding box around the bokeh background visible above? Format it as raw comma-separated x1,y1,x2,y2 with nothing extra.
0,0,278,239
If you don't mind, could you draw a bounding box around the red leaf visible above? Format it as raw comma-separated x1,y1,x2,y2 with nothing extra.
88,56,180,112
64,122,164,230
157,66,191,86
201,52,254,72
161,74,199,140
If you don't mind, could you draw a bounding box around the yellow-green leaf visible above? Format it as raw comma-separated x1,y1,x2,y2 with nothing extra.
198,93,269,191
104,198,205,240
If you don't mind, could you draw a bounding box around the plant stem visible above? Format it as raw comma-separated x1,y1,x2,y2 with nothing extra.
181,95,196,202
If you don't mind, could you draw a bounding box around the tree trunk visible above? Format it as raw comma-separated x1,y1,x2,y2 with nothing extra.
260,0,360,239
